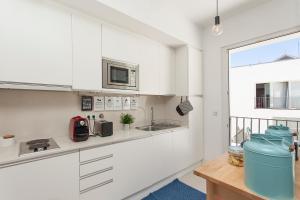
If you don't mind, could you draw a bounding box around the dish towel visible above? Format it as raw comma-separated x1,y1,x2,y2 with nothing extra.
142,179,206,200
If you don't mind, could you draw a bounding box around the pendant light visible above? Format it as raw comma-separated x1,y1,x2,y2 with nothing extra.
212,0,223,36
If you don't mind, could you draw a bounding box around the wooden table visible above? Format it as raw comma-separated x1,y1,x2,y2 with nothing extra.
194,154,299,200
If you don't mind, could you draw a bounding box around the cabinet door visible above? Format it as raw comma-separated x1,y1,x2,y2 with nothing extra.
0,0,72,86
172,129,193,172
151,131,174,179
138,39,160,95
0,153,80,200
189,97,204,162
159,45,176,95
114,137,154,199
188,47,203,96
175,46,189,96
72,14,102,91
102,25,140,63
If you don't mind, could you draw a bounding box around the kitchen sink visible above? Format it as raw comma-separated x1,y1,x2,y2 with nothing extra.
136,123,181,131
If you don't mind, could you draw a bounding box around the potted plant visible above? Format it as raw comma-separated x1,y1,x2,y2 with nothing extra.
120,113,134,130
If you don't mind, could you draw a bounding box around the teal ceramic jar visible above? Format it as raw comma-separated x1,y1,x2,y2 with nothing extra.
265,125,293,144
244,139,294,200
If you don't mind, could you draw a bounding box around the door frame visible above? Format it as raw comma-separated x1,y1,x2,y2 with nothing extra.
221,26,300,148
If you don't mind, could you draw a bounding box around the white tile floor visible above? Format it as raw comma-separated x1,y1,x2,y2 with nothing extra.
179,172,207,193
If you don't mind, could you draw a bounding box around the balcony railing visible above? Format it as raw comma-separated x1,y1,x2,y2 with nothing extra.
229,116,300,146
255,96,300,109
256,96,270,108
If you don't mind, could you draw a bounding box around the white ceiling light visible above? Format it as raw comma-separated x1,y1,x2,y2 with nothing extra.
212,0,223,36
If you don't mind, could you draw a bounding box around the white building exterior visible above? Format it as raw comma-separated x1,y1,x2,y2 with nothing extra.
229,58,300,137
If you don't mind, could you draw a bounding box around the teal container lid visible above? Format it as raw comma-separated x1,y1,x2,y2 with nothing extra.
244,140,291,157
266,125,291,136
268,125,290,131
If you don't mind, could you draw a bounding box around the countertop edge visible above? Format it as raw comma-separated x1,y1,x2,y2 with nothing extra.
193,170,266,200
0,127,188,168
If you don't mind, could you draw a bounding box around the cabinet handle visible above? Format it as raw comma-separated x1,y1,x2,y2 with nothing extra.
80,166,113,180
80,154,113,165
80,179,113,194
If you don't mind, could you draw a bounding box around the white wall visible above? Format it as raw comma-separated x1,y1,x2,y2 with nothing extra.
203,0,300,160
94,0,203,48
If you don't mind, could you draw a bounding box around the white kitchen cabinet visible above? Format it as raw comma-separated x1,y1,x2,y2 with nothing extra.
189,97,204,162
72,14,102,91
159,45,176,95
79,145,116,200
0,0,72,86
102,25,166,95
175,47,189,96
175,46,203,96
0,153,79,200
138,38,160,95
172,128,194,172
114,137,154,199
102,25,140,63
151,131,174,178
189,47,203,96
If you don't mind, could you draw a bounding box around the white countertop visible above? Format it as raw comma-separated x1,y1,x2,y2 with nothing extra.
0,126,188,168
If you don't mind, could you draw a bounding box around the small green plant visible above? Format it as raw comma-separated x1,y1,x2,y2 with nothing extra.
120,113,134,124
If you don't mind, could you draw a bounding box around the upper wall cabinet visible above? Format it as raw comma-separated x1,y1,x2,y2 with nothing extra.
188,47,203,96
102,25,140,63
72,14,102,91
137,38,160,95
159,45,176,95
175,46,202,96
0,0,73,86
102,25,175,95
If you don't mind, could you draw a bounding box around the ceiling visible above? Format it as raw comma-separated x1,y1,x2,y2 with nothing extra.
95,0,271,27
150,0,271,27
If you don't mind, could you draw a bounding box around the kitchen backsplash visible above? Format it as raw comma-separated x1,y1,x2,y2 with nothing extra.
0,89,188,139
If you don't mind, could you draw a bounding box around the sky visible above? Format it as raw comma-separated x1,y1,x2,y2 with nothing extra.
230,37,300,68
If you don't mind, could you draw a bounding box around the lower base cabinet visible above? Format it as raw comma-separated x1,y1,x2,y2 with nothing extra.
0,127,202,200
79,144,116,200
114,136,154,199
114,128,200,199
0,152,80,200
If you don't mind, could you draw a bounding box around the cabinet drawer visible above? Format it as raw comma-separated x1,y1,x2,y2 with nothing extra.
80,156,113,177
80,145,114,162
80,169,113,192
80,179,115,200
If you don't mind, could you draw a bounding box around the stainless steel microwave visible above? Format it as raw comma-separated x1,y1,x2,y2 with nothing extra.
102,58,139,91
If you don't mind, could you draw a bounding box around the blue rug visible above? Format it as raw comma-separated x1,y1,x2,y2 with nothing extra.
142,179,206,200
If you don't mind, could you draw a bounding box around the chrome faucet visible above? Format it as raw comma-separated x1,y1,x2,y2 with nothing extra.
151,106,154,125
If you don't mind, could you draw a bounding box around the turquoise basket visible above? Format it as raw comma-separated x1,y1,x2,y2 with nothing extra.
244,136,295,200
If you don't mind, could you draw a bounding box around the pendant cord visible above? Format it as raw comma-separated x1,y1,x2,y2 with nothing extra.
216,0,219,16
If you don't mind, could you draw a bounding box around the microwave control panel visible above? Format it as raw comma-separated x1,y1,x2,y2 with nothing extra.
130,69,136,87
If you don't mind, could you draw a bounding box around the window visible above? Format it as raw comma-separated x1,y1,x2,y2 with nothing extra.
230,32,300,68
255,83,270,108
289,81,300,109
255,81,300,109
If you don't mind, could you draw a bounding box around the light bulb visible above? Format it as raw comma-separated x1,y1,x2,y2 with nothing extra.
211,15,223,36
211,24,223,36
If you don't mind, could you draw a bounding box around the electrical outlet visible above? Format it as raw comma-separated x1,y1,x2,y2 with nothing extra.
213,111,218,117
